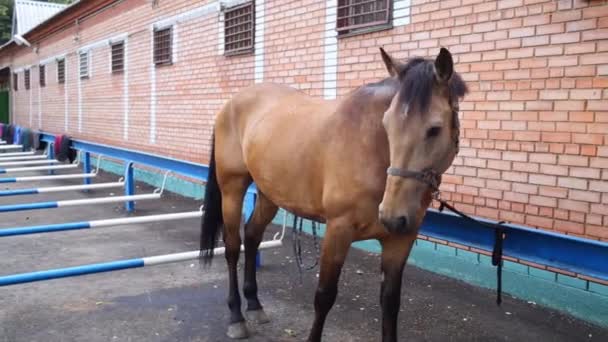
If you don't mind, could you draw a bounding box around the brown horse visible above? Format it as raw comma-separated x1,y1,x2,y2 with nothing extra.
200,47,468,341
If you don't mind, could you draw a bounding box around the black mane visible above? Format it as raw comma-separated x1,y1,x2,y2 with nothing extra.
397,57,468,114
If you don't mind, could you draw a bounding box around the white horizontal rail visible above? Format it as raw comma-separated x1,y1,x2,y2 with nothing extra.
0,159,58,167
144,240,283,266
8,173,97,183
0,239,283,285
0,155,48,161
0,145,23,150
57,193,161,207
1,164,78,173
0,151,35,157
0,210,204,237
89,211,203,227
38,182,125,194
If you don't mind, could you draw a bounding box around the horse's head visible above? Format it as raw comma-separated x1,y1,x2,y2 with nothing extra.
378,47,467,234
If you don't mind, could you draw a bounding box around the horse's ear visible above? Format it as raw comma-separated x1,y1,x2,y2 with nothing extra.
380,47,403,77
434,47,453,82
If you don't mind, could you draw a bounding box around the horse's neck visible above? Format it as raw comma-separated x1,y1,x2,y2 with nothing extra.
336,79,399,139
330,80,398,168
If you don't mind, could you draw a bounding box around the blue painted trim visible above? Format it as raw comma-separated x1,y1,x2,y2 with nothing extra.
0,169,5,174
0,188,38,196
39,132,257,195
0,258,144,286
0,177,16,183
421,210,608,281
0,201,58,212
72,139,209,182
0,221,91,237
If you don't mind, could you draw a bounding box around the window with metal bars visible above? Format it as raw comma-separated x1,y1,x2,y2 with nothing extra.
336,0,391,35
79,51,90,79
153,27,172,66
111,41,125,73
13,73,17,91
57,58,65,84
39,64,46,87
224,2,255,56
25,69,30,90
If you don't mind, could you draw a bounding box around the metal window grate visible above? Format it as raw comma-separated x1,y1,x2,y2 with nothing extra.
224,2,254,56
336,0,391,34
24,69,30,90
13,73,17,91
111,41,125,73
79,52,89,79
39,64,46,87
153,27,172,66
57,59,65,84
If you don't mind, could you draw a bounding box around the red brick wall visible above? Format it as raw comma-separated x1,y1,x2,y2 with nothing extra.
3,0,608,241
264,0,326,96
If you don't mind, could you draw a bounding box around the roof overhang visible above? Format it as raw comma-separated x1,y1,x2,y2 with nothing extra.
0,0,121,56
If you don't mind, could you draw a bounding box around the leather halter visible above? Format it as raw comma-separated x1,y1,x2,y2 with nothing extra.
386,167,441,192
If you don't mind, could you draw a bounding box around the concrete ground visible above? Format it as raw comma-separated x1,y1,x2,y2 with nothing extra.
1,161,607,342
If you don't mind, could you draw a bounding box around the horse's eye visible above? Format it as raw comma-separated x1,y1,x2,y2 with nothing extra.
426,126,441,138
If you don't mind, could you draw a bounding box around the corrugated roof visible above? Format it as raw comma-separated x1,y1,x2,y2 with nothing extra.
12,0,69,36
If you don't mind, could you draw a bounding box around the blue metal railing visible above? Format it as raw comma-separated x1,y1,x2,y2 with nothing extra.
421,209,608,281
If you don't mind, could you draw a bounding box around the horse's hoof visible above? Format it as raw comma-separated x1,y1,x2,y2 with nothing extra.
246,309,270,324
227,322,250,339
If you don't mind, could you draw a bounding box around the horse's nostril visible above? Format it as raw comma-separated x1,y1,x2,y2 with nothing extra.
381,216,409,233
396,216,408,230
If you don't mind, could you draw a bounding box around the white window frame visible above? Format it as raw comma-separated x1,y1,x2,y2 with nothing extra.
39,64,46,87
56,58,66,84
79,51,91,79
109,40,126,74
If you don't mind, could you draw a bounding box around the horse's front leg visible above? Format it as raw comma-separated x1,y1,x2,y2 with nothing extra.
307,220,353,342
379,235,416,342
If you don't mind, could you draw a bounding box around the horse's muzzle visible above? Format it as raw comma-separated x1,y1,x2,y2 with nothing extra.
380,215,410,234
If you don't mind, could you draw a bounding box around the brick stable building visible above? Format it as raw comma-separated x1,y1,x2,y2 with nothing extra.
0,0,606,242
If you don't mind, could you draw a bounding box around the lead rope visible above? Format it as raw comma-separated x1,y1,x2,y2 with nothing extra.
291,215,320,282
492,226,505,305
437,196,506,306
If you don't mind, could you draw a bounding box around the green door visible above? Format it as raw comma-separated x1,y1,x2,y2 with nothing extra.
0,90,8,124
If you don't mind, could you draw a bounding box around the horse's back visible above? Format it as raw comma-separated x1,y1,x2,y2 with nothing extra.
216,82,335,218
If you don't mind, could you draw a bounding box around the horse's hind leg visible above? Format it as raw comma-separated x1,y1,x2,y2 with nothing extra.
221,176,252,339
243,191,278,323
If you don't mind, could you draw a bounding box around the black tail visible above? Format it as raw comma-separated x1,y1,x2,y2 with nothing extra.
200,132,223,265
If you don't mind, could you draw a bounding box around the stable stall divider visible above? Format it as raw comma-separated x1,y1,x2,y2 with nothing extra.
0,180,125,197
0,151,35,157
0,173,97,184
0,159,59,167
0,240,283,286
0,154,48,161
0,210,203,237
0,192,162,213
